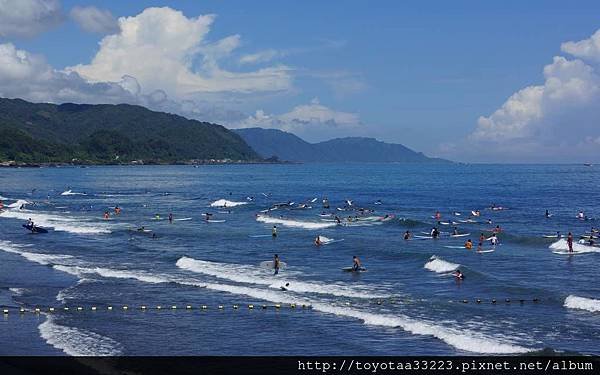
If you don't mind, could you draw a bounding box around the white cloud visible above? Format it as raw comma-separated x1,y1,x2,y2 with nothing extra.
68,7,292,100
239,49,282,64
0,0,63,38
70,5,119,34
467,29,600,162
231,98,361,140
561,29,600,62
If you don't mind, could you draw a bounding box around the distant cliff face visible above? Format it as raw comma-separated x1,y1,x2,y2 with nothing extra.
0,98,260,163
234,128,450,163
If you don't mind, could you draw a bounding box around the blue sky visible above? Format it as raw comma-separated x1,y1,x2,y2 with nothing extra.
2,0,600,162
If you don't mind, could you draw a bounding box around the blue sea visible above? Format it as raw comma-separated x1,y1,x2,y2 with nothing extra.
0,163,599,356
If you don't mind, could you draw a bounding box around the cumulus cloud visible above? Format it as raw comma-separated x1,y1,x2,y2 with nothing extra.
68,7,292,100
0,0,63,38
561,29,600,62
70,5,119,34
230,98,361,140
467,29,600,162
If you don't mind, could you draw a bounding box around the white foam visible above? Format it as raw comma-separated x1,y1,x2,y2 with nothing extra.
0,208,111,234
256,215,336,230
564,295,600,313
39,315,122,356
210,199,248,207
424,256,459,273
61,190,87,196
199,280,532,354
549,239,600,253
6,199,30,208
0,240,74,266
9,287,26,296
176,257,389,299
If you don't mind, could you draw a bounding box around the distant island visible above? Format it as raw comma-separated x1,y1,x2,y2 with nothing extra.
0,98,260,166
235,128,450,163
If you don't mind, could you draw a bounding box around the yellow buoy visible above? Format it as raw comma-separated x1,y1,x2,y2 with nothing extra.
201,305,207,310
49,307,55,312
290,304,296,309
77,307,83,311
122,306,128,310
274,304,281,309
19,308,25,313
156,305,162,310
107,306,113,311
218,305,224,310
141,305,147,310
91,306,97,311
35,308,41,313
233,305,239,309
248,304,254,309
63,307,70,311
2,309,8,314
186,305,192,310
171,305,177,310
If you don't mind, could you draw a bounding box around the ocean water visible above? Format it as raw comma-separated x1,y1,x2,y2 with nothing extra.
0,163,599,356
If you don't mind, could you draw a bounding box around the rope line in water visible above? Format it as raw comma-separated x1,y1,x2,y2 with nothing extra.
1,298,544,315
1,303,312,315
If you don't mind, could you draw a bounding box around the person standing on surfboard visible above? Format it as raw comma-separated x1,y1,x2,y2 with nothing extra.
567,232,574,253
272,225,277,237
352,256,362,271
168,213,173,223
273,254,281,275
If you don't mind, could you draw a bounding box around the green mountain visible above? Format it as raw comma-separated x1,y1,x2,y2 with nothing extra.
0,98,259,164
234,128,449,163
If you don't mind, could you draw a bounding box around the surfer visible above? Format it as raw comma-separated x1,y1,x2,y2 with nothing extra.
137,226,146,232
435,211,441,220
334,216,341,224
490,233,499,246
273,254,281,275
280,282,290,291
323,198,330,209
272,225,277,237
493,225,501,233
453,269,464,280
487,219,492,225
545,210,551,218
452,227,459,235
567,232,574,253
168,213,173,223
204,212,212,222
477,233,485,252
430,227,440,239
352,256,362,271
577,211,585,220
314,236,322,246
114,206,121,215
556,231,561,238
464,239,473,249
25,218,34,229
403,230,411,240
103,211,110,220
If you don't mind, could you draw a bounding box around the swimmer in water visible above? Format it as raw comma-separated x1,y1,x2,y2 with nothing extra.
453,269,464,279
403,230,411,240
464,239,473,250
314,235,322,246
273,254,280,275
272,225,277,237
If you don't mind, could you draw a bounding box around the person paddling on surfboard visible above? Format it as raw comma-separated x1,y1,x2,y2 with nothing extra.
280,282,290,291
452,227,459,235
352,256,362,271
490,233,499,246
273,254,281,275
404,230,411,240
26,218,34,230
